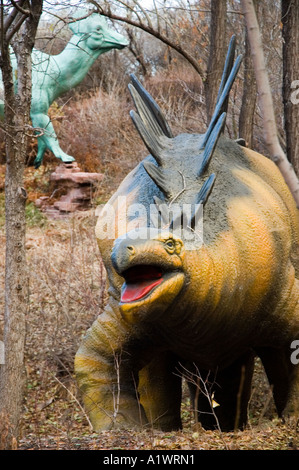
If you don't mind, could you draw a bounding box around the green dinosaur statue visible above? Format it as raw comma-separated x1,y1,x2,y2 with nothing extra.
0,11,128,168
75,36,299,432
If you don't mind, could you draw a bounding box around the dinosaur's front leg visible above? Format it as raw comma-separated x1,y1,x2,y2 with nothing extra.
138,352,183,431
75,301,148,431
31,111,75,168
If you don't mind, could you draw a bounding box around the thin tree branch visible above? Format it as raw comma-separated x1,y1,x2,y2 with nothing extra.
1,0,4,56
6,12,27,44
52,374,93,432
3,5,19,34
88,0,205,79
10,0,30,16
132,0,153,30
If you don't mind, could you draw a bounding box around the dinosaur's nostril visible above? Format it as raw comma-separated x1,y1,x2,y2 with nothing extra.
127,245,135,254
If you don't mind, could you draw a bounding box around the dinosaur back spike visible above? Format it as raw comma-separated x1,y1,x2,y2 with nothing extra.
198,112,226,176
153,196,170,225
129,75,174,166
127,39,243,220
169,212,185,232
216,35,236,106
201,47,243,150
130,74,173,139
130,111,164,165
143,161,172,199
189,173,216,229
129,84,165,140
196,173,216,206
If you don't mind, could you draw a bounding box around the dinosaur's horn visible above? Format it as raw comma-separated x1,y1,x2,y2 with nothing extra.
129,74,173,165
201,36,242,149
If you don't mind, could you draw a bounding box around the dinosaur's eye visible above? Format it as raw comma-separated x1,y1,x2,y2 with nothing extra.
165,239,175,252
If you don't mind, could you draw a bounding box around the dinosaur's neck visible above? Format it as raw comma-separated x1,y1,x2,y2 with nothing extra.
54,36,101,93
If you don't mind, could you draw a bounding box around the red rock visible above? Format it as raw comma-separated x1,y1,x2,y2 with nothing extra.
35,162,103,218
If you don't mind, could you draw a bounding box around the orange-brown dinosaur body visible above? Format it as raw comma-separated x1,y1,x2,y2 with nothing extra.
75,38,299,431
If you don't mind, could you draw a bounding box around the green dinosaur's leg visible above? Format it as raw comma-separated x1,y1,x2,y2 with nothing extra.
75,300,148,431
257,346,299,422
31,112,75,167
138,352,182,431
188,350,255,431
34,139,47,169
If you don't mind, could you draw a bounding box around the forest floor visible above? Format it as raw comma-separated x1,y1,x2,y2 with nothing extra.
0,163,298,451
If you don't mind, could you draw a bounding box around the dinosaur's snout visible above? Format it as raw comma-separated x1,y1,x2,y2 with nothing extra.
111,238,138,274
111,231,184,275
111,231,185,306
111,237,163,275
100,28,129,50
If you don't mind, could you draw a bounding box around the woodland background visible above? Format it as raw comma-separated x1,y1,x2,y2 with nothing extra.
0,0,299,450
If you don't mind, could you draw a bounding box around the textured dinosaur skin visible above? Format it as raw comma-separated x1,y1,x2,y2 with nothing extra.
75,41,299,432
0,12,128,168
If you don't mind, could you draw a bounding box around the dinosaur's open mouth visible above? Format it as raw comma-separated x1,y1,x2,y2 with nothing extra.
120,265,164,303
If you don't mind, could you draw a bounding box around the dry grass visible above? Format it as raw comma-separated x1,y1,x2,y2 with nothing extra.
0,214,106,444
57,82,147,202
144,65,207,134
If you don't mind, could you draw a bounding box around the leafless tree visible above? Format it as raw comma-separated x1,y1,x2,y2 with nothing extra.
281,0,299,177
239,0,258,148
204,0,227,121
0,0,43,449
241,0,299,207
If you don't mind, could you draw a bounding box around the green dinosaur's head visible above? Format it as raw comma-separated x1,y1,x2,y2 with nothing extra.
69,11,129,52
111,228,186,323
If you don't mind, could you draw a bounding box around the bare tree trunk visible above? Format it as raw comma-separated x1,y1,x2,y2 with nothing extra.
281,0,299,177
204,0,227,121
0,0,43,449
240,0,299,207
239,1,258,148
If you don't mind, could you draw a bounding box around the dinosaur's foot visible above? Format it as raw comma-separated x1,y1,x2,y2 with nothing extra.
60,155,75,164
34,154,75,169
34,157,43,169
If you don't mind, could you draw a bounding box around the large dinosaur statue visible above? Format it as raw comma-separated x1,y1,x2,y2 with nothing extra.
0,11,128,168
75,36,299,432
